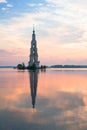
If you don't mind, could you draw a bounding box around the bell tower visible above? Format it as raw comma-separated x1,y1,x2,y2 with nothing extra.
29,28,40,68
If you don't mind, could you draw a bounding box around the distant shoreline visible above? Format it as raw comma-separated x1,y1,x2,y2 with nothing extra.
1,65,87,69
50,65,87,68
0,66,14,68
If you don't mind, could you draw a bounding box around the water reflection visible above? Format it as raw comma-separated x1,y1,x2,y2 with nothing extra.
29,70,38,108
0,69,87,130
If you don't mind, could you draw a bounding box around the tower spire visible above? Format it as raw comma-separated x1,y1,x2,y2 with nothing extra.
33,24,35,34
32,25,36,40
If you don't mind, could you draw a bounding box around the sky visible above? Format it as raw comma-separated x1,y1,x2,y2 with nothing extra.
0,0,87,66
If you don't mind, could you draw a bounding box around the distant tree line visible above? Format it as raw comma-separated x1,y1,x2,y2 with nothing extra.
50,65,87,68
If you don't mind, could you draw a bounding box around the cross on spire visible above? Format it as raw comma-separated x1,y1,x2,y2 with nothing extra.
33,24,35,34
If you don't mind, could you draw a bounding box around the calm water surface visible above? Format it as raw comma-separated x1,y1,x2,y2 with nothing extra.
0,68,87,130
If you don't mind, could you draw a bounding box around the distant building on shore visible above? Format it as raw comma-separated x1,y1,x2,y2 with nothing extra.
28,28,40,68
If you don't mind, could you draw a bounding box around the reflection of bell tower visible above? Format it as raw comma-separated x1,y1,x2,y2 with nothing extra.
30,70,38,108
29,27,40,68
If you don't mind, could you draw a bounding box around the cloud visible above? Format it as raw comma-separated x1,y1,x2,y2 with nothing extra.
45,0,87,28
1,7,7,11
4,11,49,31
56,25,84,44
7,4,13,8
27,3,43,7
1,2,13,11
0,49,12,56
27,3,36,7
0,0,87,65
0,0,7,3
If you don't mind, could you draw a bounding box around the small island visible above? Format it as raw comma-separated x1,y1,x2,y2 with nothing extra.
17,62,46,70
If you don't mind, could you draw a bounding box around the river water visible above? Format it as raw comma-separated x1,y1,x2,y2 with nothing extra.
0,68,87,130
